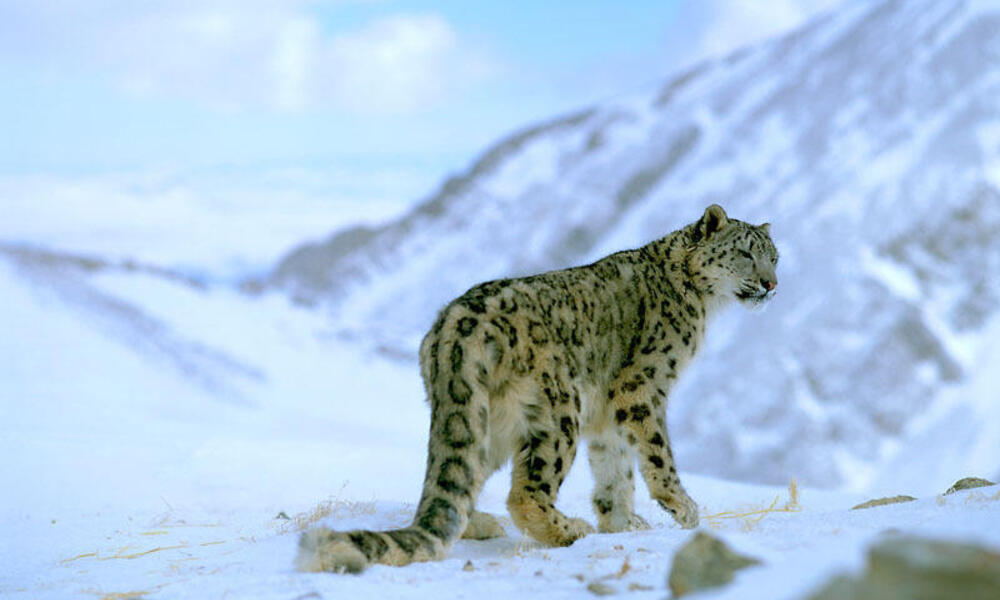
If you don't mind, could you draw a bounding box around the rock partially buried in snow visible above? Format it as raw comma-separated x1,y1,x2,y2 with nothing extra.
667,531,761,597
851,495,916,510
585,581,616,596
944,477,996,495
806,536,1000,600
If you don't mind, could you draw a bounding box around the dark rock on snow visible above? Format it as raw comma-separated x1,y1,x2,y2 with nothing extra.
667,531,761,597
851,495,917,510
944,477,996,495
807,536,1000,600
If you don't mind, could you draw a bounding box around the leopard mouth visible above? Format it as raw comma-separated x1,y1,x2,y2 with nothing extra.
735,287,774,305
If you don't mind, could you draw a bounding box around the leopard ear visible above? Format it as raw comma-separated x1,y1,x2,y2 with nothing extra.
699,204,729,238
760,223,771,235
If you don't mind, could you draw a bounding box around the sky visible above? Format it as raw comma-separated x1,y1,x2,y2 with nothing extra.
0,0,844,206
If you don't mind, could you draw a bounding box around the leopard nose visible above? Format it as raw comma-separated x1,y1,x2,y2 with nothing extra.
761,278,777,291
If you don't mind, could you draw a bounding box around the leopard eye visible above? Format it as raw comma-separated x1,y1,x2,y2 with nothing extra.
738,250,753,260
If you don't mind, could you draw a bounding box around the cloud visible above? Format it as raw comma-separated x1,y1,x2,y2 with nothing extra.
271,16,322,111
321,14,492,114
0,2,494,115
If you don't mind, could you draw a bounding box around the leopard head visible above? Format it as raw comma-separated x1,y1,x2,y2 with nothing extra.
685,204,779,309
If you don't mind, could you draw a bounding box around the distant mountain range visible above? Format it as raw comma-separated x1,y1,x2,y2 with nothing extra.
266,0,1000,490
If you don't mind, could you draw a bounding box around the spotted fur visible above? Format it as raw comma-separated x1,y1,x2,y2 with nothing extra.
297,204,779,573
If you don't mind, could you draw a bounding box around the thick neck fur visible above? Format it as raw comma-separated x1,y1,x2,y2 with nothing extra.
643,223,736,320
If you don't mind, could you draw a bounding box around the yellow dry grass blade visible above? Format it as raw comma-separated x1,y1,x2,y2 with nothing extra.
280,483,379,533
703,478,802,527
98,544,188,561
60,551,99,564
613,555,631,579
97,592,150,600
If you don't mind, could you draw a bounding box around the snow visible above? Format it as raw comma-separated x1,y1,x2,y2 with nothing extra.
858,247,920,303
2,238,999,599
0,254,426,597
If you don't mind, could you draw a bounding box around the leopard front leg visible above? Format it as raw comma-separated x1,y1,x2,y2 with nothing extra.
587,434,650,533
610,383,698,529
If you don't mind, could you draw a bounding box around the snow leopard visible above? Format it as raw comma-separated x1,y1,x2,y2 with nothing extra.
297,204,779,573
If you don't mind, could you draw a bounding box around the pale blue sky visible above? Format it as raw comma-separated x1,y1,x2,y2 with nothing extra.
0,1,841,182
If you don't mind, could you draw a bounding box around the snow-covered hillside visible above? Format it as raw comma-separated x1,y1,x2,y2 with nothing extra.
268,0,1000,491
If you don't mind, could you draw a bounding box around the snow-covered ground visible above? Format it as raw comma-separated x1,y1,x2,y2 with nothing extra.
1,223,998,599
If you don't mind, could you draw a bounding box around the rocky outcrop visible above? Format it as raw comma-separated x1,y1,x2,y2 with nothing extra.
807,536,1000,600
851,496,917,510
944,477,996,495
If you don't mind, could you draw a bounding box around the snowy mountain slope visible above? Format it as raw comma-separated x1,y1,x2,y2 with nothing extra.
267,0,1000,490
0,244,263,400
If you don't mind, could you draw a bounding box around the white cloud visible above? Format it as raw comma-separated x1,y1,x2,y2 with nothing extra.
321,14,492,114
271,17,321,111
2,2,494,115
